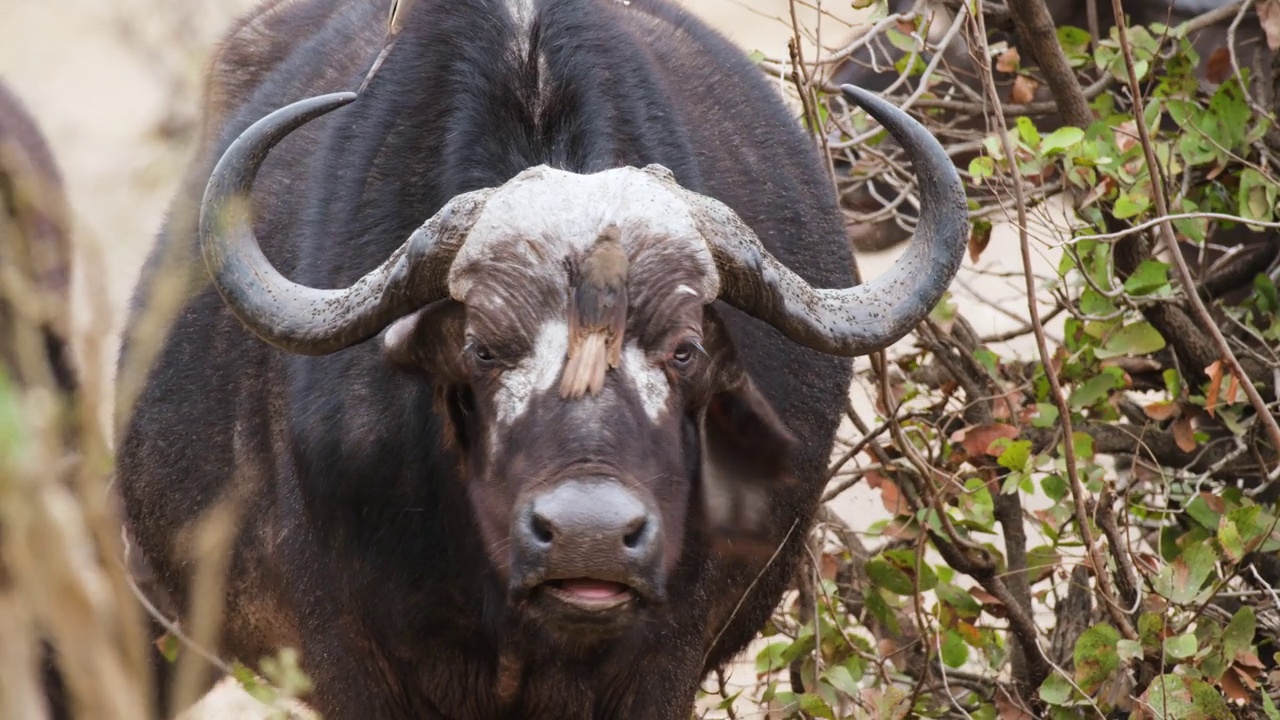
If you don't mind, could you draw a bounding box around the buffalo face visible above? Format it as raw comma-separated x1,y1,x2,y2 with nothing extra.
380,206,797,636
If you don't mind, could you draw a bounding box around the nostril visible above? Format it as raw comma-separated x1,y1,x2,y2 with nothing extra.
622,517,648,550
530,513,555,545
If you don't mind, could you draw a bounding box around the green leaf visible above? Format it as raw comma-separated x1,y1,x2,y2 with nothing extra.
1142,674,1232,720
1117,638,1144,662
1069,367,1125,410
1153,542,1217,604
1222,606,1256,665
1038,670,1075,706
158,633,180,663
1041,126,1085,155
1123,259,1171,295
941,629,969,667
1074,623,1121,693
755,640,790,674
1185,494,1223,531
1032,402,1060,429
1263,689,1280,720
1139,612,1165,653
797,692,835,719
1079,288,1117,316
1016,116,1041,148
1113,192,1150,219
882,548,939,591
1219,518,1246,563
824,663,861,696
1239,167,1279,228
1041,473,1068,501
1096,321,1166,358
866,557,915,595
1058,25,1092,64
969,155,996,184
935,583,982,618
745,49,766,64
995,439,1032,472
1164,633,1198,660
1072,431,1095,461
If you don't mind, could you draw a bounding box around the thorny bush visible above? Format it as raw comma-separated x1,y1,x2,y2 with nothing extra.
698,0,1280,718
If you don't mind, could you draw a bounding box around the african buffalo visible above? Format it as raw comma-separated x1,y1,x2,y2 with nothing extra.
0,79,76,720
833,0,1280,286
115,0,967,717
0,79,75,395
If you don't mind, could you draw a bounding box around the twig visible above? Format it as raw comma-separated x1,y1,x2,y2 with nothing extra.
1111,0,1280,473
974,0,1137,645
1005,0,1094,128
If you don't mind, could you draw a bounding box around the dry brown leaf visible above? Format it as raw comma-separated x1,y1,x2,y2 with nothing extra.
1205,359,1225,417
1235,650,1267,671
950,423,1020,457
1259,0,1280,51
1010,74,1040,104
968,220,993,263
868,471,910,517
995,687,1036,720
1200,491,1226,514
1132,553,1162,576
1221,666,1253,704
820,552,840,581
1143,401,1180,421
1173,416,1197,453
1113,119,1139,154
996,46,1021,74
1206,46,1232,85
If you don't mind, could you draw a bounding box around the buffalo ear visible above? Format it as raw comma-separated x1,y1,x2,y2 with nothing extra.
699,374,799,561
382,301,467,376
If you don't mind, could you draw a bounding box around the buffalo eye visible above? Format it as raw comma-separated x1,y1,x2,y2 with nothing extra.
464,340,499,369
669,338,705,371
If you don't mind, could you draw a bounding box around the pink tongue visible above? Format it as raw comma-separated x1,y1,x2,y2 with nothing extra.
558,579,626,599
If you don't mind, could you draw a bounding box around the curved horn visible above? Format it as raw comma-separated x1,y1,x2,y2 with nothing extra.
199,92,493,356
693,83,968,356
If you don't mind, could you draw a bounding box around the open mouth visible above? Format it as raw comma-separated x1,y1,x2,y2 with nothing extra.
541,578,637,611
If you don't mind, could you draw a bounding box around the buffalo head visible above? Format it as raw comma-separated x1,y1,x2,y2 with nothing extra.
195,86,967,638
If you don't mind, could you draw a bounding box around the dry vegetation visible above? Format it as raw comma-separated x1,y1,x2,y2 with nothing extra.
2,0,1279,718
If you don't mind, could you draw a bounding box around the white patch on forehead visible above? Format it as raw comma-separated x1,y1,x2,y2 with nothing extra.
493,319,569,425
447,165,720,302
676,284,699,297
621,342,669,422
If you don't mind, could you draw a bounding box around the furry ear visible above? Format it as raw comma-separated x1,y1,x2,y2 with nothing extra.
382,300,467,376
699,373,799,561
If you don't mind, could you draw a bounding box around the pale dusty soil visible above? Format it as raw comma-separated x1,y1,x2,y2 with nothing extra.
0,0,1065,716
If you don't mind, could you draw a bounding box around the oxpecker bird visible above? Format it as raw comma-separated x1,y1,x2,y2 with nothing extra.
561,225,629,399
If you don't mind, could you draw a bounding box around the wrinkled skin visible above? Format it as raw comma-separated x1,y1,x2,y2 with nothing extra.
116,0,865,717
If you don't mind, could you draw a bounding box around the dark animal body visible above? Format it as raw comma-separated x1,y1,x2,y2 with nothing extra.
0,80,75,394
0,79,76,720
835,0,1280,291
116,0,967,718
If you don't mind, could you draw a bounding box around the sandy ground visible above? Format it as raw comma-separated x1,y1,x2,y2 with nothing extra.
1,0,1065,716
